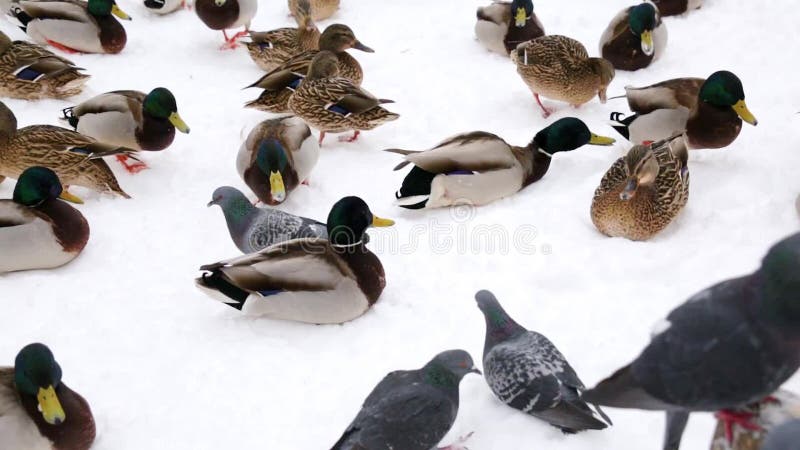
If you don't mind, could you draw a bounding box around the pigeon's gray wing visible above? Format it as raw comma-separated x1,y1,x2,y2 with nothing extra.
484,332,568,414
332,379,456,450
245,209,308,251
298,217,328,240
630,275,797,410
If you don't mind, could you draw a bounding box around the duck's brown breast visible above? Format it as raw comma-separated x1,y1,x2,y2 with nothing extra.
37,199,89,253
336,244,385,304
21,382,96,450
196,0,240,30
602,30,653,71
686,101,742,149
96,16,127,54
135,115,176,151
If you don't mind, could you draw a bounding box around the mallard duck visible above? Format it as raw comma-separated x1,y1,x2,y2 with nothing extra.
196,196,394,324
288,51,398,145
4,0,131,54
512,35,615,118
475,0,545,56
237,115,319,205
387,117,615,210
651,0,702,16
61,87,190,173
0,30,89,99
288,0,338,21
195,0,257,49
599,2,667,71
245,23,374,114
0,167,88,273
0,343,95,449
0,101,130,198
610,70,758,149
208,186,327,253
144,0,187,15
591,134,689,241
246,0,319,72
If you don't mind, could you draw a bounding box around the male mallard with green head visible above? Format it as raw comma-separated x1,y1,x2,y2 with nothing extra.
62,87,190,173
237,115,319,205
5,0,131,54
610,70,757,149
245,23,374,114
0,101,130,198
288,50,398,145
0,30,89,99
600,2,667,71
591,135,689,241
388,118,615,209
475,0,545,56
0,167,88,273
0,343,95,449
246,0,319,72
196,196,394,324
512,35,615,118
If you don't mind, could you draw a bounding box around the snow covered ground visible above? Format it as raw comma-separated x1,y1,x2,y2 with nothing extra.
2,0,799,448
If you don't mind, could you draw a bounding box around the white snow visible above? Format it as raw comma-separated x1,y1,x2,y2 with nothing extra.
1,0,799,449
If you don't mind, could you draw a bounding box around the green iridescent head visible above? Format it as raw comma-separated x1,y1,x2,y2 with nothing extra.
14,343,66,425
699,71,758,125
13,167,82,206
87,0,131,19
143,88,190,133
533,118,615,156
326,196,394,246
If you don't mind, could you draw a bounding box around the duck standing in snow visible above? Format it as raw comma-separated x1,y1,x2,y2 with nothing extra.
3,0,131,54
0,343,95,449
144,0,187,15
245,0,319,72
331,350,480,450
245,24,374,114
512,35,615,117
611,70,757,149
591,135,689,241
600,2,667,71
196,196,394,324
0,167,88,273
388,117,614,210
61,87,190,173
288,0,338,21
475,0,545,56
651,0,702,16
583,232,800,450
237,116,319,205
288,51,398,145
208,186,327,254
475,290,612,433
0,30,89,99
0,101,130,198
195,0,257,49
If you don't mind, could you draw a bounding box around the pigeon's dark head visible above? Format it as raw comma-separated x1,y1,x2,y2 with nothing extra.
424,350,481,387
761,232,800,322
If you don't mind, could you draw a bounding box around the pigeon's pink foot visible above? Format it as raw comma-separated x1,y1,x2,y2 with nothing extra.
438,432,473,450
715,409,762,444
318,131,327,146
116,155,148,174
338,131,361,143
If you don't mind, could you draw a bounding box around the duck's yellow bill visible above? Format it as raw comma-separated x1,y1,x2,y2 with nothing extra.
372,215,395,227
169,112,191,134
515,7,527,27
59,190,84,204
269,171,286,203
732,100,758,126
640,30,654,56
589,133,616,146
111,5,132,20
37,386,66,425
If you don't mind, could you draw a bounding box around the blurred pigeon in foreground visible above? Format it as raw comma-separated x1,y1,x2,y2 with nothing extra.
331,349,481,450
583,232,800,450
475,290,611,433
762,419,800,450
208,186,327,253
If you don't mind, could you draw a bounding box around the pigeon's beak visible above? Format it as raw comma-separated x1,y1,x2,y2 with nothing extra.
207,196,221,207
470,365,482,375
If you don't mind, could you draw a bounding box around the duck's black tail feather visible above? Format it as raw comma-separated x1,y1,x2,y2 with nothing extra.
395,166,436,210
609,112,636,141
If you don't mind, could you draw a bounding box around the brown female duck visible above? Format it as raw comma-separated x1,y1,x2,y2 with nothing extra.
246,0,319,72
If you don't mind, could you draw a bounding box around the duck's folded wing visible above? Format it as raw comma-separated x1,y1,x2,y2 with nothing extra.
15,125,136,158
18,1,88,22
477,2,510,25
325,84,390,115
625,78,704,114
599,7,632,49
248,69,303,91
0,201,36,228
202,239,351,293
387,131,516,174
73,91,142,117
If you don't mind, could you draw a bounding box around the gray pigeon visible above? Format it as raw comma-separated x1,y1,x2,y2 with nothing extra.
208,186,327,253
475,290,611,434
763,419,800,450
331,349,480,450
583,232,800,450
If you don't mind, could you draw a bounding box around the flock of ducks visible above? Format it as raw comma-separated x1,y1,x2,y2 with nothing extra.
0,0,791,449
